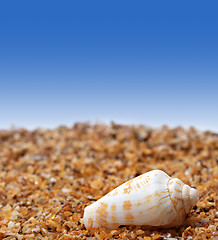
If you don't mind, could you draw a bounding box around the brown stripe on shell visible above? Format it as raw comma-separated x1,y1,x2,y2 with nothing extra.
95,202,108,227
123,200,133,211
111,204,117,222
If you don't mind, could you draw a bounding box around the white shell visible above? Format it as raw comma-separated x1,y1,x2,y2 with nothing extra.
83,170,198,229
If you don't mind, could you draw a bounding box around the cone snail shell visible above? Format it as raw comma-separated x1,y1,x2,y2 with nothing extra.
83,170,198,229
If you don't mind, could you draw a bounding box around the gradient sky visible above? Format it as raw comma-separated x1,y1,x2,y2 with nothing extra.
0,1,218,132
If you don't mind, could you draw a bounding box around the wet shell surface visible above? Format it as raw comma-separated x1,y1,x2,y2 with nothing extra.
83,170,199,229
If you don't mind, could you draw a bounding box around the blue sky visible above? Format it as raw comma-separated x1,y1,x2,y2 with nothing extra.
0,1,218,131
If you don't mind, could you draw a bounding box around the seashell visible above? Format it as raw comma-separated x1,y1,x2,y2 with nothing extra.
83,170,198,229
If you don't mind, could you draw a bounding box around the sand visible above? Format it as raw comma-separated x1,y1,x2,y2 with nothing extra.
0,123,217,239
